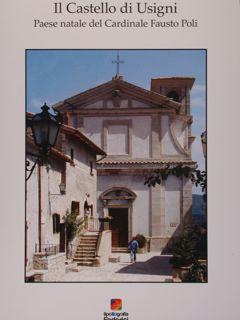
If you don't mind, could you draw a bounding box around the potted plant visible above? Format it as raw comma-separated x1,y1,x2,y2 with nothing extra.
182,261,207,282
170,225,202,281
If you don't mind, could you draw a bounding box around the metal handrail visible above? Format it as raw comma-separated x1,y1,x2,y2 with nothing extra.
87,217,101,232
35,244,60,256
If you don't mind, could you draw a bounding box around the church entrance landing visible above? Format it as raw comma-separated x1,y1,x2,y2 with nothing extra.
109,208,128,247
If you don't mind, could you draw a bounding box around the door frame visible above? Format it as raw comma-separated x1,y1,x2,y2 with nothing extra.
107,204,132,244
100,187,136,246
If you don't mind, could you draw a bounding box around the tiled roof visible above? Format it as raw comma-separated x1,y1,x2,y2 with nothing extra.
151,77,195,89
26,112,106,156
97,158,196,166
26,135,73,164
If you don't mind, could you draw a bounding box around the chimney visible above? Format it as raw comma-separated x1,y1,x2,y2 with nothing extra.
64,112,70,125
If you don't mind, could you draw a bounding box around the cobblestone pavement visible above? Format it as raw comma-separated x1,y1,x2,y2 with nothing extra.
46,253,173,282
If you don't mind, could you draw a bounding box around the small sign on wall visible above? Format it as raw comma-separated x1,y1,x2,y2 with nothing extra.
170,222,177,227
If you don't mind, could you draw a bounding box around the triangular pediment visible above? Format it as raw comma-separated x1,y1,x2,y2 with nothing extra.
54,78,181,112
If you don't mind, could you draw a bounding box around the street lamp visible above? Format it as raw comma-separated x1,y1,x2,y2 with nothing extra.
26,103,63,181
31,103,63,156
59,182,66,195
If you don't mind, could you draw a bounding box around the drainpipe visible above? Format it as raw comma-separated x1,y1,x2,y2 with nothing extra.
25,221,28,267
38,163,42,252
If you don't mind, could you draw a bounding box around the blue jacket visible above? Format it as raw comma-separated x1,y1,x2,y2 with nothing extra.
128,240,139,252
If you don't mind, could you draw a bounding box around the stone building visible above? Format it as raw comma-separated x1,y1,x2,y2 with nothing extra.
54,75,196,251
26,116,106,274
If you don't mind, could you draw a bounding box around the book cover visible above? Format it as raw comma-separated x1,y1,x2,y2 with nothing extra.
0,1,239,319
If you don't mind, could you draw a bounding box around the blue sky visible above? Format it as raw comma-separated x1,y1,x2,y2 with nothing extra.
27,49,206,193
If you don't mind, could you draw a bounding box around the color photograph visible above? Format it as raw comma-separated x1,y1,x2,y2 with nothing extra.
25,49,207,282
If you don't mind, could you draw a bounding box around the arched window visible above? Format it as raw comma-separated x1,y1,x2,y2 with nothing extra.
167,90,180,102
53,213,60,234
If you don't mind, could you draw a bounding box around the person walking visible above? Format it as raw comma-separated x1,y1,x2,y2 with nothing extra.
128,237,139,263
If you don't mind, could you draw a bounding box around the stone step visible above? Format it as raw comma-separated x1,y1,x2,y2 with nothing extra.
84,232,99,236
82,236,98,239
76,261,94,266
82,236,97,238
79,244,97,247
74,256,95,260
77,246,96,250
77,243,96,248
74,253,96,258
80,240,98,244
76,247,96,252
73,257,95,263
80,241,97,244
112,247,129,253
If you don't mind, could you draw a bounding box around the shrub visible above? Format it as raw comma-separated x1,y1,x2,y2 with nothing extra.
135,234,146,248
169,225,204,268
182,262,207,282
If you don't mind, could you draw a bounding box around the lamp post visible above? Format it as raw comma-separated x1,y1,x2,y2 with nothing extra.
26,103,63,181
201,131,207,158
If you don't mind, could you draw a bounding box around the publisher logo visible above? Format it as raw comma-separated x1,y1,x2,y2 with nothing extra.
111,299,122,310
103,299,129,320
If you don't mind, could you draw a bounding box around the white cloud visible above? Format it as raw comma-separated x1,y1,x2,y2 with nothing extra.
191,84,206,109
191,84,206,95
191,97,205,108
191,137,205,171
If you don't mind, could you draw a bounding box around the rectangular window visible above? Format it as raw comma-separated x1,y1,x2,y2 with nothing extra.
90,161,93,175
70,148,74,161
61,163,66,186
71,201,80,215
53,214,60,234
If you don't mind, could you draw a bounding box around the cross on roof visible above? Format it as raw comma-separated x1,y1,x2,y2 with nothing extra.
112,51,124,77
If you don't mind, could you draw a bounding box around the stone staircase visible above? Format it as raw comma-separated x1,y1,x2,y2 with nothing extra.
73,232,99,266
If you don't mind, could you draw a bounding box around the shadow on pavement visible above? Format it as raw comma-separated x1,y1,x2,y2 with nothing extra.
117,255,172,276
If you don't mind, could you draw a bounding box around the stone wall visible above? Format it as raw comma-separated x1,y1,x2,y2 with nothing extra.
33,253,66,282
95,230,112,266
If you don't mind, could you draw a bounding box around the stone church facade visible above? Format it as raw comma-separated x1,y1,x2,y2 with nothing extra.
55,76,196,251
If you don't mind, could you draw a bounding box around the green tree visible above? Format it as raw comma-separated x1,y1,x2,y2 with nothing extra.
144,165,206,195
62,209,84,245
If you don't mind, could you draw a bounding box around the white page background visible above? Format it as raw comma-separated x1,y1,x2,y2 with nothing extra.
0,1,239,319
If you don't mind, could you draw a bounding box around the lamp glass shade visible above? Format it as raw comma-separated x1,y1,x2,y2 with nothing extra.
48,120,60,147
31,104,61,151
59,182,66,194
32,116,49,147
